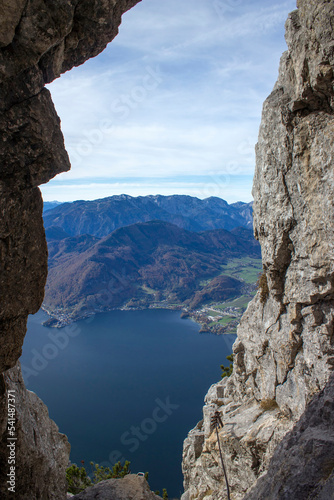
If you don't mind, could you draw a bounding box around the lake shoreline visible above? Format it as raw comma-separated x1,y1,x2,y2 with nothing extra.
41,302,238,335
42,256,261,334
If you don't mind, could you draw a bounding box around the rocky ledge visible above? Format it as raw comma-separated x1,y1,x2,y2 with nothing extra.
70,474,162,500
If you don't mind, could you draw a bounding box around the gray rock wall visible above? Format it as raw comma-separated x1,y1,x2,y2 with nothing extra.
182,1,334,498
244,374,334,500
0,364,70,499
71,474,162,500
0,1,141,498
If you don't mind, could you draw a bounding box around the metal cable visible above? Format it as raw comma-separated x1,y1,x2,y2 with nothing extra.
211,411,231,500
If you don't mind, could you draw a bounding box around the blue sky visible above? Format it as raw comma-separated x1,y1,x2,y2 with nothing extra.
42,0,296,203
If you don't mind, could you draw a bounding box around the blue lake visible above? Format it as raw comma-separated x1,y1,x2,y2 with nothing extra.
20,309,236,498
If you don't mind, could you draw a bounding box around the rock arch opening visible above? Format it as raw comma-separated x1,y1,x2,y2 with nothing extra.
1,1,334,499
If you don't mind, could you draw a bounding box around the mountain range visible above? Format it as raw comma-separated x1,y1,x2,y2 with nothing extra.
42,195,260,327
43,194,253,237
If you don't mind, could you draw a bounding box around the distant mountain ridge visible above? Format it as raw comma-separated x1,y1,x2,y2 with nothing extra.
43,219,260,326
43,201,62,213
43,194,253,237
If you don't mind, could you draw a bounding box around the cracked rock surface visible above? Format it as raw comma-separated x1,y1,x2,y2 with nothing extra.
244,374,334,500
182,1,334,498
71,474,162,500
0,363,71,499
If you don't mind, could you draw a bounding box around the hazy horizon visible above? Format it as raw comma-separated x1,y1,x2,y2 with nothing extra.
43,192,254,205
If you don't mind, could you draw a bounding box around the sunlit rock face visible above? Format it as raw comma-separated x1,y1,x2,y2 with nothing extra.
244,373,334,500
182,1,334,498
0,1,141,498
71,474,162,500
0,364,71,499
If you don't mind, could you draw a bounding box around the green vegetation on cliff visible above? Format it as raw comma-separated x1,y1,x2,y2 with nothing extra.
66,460,131,495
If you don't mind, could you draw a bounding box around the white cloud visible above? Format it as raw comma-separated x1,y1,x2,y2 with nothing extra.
54,120,256,182
115,0,295,57
47,0,296,201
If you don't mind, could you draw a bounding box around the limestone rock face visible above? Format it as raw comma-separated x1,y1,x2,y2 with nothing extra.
0,0,141,498
0,363,71,499
244,374,334,500
71,475,162,500
182,1,334,498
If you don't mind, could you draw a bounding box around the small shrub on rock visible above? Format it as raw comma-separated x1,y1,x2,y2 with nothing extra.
221,354,233,378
